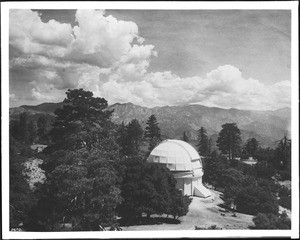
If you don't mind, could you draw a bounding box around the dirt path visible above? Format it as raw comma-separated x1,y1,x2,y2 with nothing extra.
121,190,254,231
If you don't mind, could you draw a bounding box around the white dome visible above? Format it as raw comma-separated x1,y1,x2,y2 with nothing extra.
148,139,202,172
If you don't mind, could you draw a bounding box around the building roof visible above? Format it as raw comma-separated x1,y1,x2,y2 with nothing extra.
148,139,202,171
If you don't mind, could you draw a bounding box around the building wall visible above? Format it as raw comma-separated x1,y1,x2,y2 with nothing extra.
175,176,204,196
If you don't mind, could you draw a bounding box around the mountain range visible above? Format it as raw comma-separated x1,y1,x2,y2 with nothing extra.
9,102,291,148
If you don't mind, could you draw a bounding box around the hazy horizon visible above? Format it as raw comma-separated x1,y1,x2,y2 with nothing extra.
10,99,292,112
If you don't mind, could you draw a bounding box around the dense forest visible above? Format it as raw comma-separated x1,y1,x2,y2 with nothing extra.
9,88,291,231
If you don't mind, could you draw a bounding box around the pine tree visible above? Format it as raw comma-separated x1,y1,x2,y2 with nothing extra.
196,127,210,156
49,88,113,151
217,123,241,160
28,89,122,231
182,131,189,142
244,138,259,157
27,120,37,144
144,115,161,152
37,115,48,143
117,121,127,155
123,119,144,156
275,135,291,171
19,112,29,144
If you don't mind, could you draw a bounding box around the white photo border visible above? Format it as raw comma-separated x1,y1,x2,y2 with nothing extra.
1,1,299,239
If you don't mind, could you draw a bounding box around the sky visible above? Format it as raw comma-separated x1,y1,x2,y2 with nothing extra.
9,9,291,110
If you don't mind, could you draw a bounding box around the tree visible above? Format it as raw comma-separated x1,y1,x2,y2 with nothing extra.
9,138,36,229
28,121,37,144
37,115,48,143
10,119,21,142
144,115,161,153
27,145,122,231
26,89,123,231
244,138,259,157
196,127,210,156
254,161,275,179
252,212,291,229
202,151,229,190
49,88,114,152
19,112,29,144
235,184,279,215
182,131,189,142
275,135,291,171
117,157,191,222
217,123,241,160
117,122,127,154
169,193,192,220
120,119,144,156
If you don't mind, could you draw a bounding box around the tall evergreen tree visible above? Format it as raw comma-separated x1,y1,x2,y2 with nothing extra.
217,123,241,160
10,119,21,142
28,146,122,231
182,131,189,142
27,120,37,144
196,127,210,156
28,89,122,231
19,112,29,144
123,119,144,156
49,88,113,151
117,121,127,155
275,135,291,171
244,138,259,157
144,115,161,152
37,115,48,143
117,156,191,221
9,138,36,229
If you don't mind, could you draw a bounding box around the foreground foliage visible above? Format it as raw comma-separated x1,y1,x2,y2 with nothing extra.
9,89,291,231
252,212,291,229
116,156,191,223
10,89,191,231
9,138,37,229
26,146,122,231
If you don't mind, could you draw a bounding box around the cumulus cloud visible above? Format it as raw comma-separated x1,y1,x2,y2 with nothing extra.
9,9,290,110
31,88,56,101
10,9,73,57
9,93,17,101
95,65,290,110
66,9,156,68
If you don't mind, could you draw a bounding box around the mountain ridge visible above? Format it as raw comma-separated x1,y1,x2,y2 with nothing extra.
9,101,291,148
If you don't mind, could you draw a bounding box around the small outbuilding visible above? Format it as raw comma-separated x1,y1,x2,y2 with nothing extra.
148,139,211,198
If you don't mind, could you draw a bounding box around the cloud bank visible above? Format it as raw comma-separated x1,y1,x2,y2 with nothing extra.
9,9,290,110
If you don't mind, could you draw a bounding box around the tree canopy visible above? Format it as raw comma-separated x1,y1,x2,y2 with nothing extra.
118,119,144,156
49,88,114,151
243,138,259,157
217,123,241,160
275,135,291,172
27,143,122,231
196,127,210,156
252,212,291,229
37,115,49,144
144,114,161,153
182,131,189,142
116,156,191,222
9,138,37,229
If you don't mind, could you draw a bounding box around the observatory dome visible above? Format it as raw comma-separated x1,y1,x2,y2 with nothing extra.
148,139,202,172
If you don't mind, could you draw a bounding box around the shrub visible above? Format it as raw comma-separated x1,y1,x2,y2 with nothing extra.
278,196,291,210
235,185,279,215
117,157,192,222
252,212,291,229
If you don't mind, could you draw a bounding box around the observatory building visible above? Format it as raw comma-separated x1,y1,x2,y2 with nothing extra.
148,139,211,198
